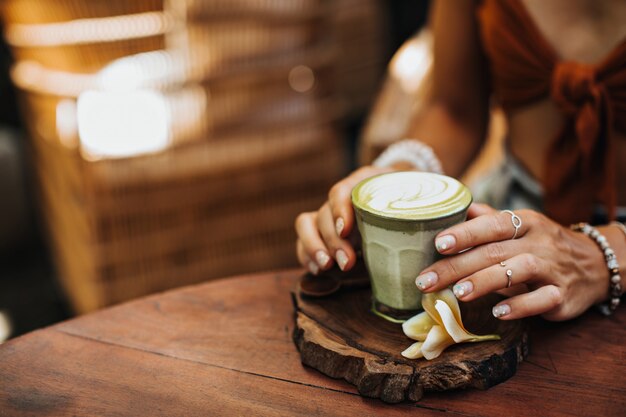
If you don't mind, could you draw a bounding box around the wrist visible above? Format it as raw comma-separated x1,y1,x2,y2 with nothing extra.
389,160,419,171
373,139,444,174
576,230,611,306
571,223,622,314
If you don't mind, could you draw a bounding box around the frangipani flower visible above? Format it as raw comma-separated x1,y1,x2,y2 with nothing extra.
401,289,500,360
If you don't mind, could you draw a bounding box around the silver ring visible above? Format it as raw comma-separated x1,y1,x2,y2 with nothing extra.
502,210,522,240
506,269,513,288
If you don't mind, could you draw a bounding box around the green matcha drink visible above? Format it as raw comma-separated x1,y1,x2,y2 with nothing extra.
352,171,472,319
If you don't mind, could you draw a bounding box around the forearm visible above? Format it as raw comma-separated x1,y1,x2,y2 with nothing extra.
396,0,489,178
404,100,487,177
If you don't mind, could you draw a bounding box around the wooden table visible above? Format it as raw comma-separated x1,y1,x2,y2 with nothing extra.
1,270,624,416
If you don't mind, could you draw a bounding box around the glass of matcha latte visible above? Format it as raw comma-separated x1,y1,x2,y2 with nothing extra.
352,171,472,321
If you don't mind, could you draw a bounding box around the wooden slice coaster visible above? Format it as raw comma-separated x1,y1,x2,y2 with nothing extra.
292,273,528,403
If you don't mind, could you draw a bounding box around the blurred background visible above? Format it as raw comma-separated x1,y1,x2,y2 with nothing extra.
0,0,434,341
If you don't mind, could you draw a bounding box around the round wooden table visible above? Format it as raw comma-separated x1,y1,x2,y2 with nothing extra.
1,270,624,416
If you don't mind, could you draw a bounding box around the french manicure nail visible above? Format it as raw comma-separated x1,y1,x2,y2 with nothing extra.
335,217,345,236
416,271,438,291
492,304,511,318
336,249,349,271
315,251,330,268
308,261,320,275
435,235,456,252
453,281,473,298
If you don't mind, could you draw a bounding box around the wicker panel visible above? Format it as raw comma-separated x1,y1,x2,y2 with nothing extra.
16,63,339,152
10,36,165,72
23,93,345,312
332,0,389,118
89,124,339,193
4,0,350,314
185,0,327,20
2,0,163,24
190,68,334,138
185,19,323,63
2,0,167,71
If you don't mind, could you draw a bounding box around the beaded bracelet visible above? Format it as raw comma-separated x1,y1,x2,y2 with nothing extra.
571,223,621,316
373,139,444,174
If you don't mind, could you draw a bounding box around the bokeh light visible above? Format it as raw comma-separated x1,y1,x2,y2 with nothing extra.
77,90,170,159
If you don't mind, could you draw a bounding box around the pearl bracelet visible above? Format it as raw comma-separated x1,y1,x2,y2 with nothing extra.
571,223,622,316
373,139,444,174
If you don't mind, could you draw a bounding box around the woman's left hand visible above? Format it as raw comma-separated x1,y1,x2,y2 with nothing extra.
416,203,610,321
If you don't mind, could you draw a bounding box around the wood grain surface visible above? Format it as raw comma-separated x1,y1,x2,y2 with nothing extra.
293,286,527,403
0,269,624,417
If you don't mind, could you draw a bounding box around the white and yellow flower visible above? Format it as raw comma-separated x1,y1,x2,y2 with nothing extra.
401,289,500,360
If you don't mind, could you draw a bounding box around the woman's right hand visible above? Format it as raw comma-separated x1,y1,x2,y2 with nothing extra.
295,165,393,275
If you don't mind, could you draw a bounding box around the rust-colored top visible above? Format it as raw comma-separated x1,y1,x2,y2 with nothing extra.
477,0,626,224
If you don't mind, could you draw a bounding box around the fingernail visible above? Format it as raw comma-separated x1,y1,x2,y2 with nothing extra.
453,281,473,298
336,249,349,271
416,271,438,291
335,217,345,236
308,261,320,275
435,235,456,252
315,251,330,268
492,304,511,318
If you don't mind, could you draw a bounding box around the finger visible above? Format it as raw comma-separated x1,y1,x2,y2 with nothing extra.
328,166,391,239
467,202,497,219
294,211,332,269
296,239,307,265
417,239,525,292
451,253,545,302
496,283,529,298
434,209,533,254
317,204,357,272
492,285,563,320
296,239,320,275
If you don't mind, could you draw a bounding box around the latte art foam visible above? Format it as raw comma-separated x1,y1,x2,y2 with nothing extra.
352,172,472,220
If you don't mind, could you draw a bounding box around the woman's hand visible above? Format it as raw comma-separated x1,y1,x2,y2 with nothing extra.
416,203,610,321
295,166,393,275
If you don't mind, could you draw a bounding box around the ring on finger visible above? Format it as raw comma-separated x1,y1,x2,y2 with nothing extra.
501,210,523,240
505,268,513,288
498,261,513,287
